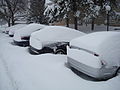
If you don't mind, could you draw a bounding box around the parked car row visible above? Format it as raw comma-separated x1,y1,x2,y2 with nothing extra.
3,23,120,80
29,26,85,54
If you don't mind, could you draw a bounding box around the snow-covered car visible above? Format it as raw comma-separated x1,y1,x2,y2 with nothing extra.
8,24,27,37
29,26,85,55
4,24,26,34
4,24,20,34
13,23,46,47
67,31,120,80
114,27,120,30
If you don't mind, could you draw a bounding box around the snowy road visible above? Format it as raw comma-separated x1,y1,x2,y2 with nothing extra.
0,32,120,90
0,53,19,90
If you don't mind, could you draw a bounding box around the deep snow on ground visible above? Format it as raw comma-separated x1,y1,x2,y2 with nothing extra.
0,29,120,90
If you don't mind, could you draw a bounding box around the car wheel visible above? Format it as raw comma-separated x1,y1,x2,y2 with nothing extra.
55,49,66,54
23,44,27,47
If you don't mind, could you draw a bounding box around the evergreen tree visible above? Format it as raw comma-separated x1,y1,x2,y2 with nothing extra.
29,0,46,24
0,0,26,26
44,0,119,30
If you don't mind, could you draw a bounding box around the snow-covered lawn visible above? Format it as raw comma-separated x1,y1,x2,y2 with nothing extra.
0,29,120,90
69,24,115,33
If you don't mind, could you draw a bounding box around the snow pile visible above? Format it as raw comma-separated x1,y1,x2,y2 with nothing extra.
13,23,46,41
9,24,27,36
70,31,120,67
30,26,85,49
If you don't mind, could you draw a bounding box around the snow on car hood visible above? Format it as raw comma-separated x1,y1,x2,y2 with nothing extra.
70,31,120,66
30,26,85,49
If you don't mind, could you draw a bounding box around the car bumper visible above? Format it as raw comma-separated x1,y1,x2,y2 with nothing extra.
29,46,40,55
13,40,29,47
67,57,117,80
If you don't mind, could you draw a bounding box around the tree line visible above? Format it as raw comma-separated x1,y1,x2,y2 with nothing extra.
0,0,45,27
0,0,120,30
45,0,120,30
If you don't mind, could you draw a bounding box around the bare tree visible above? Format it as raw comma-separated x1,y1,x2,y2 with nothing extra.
0,0,26,26
0,0,11,26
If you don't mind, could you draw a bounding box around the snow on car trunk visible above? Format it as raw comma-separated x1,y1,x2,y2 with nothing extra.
13,23,46,41
70,31,120,67
30,26,85,49
67,46,102,68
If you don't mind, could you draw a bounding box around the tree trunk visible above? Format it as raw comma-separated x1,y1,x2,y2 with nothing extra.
8,18,10,27
11,13,15,25
91,17,95,31
73,0,78,30
74,16,78,30
11,17,15,25
66,17,69,27
107,12,110,31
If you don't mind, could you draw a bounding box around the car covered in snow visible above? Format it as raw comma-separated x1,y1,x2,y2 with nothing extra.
114,27,120,30
13,23,46,47
4,24,26,34
67,31,120,80
29,26,85,55
9,24,27,37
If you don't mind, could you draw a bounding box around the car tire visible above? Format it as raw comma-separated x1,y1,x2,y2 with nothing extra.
23,44,27,47
55,49,66,54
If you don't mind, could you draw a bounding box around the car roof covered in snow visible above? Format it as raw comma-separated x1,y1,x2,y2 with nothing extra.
70,31,120,66
70,31,119,52
9,24,27,35
5,24,26,32
31,26,85,43
14,23,46,38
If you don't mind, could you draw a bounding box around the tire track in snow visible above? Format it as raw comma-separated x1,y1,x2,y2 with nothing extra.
0,53,19,90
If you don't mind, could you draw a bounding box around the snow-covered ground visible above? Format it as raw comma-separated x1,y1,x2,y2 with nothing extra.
0,26,120,90
69,24,116,33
